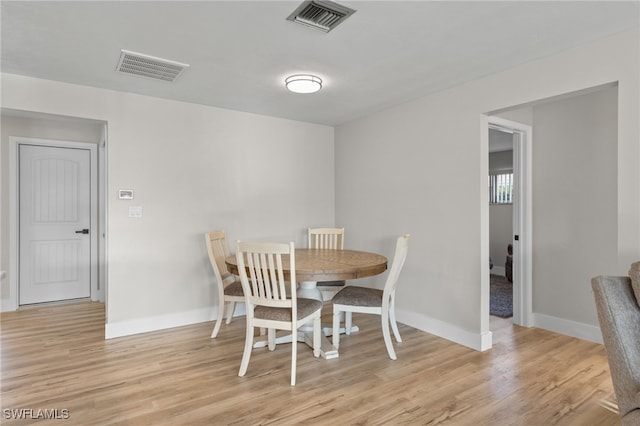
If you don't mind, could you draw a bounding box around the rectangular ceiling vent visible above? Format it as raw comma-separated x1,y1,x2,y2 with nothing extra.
287,0,355,33
116,50,190,83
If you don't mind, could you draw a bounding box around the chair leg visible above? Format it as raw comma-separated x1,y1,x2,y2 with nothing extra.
224,302,235,325
291,330,297,386
238,324,254,377
313,314,321,358
345,311,353,335
268,328,276,351
381,309,397,360
211,298,226,338
332,308,341,349
389,303,402,343
211,319,222,338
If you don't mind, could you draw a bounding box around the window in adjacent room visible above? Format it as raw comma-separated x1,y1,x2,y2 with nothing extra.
489,172,513,204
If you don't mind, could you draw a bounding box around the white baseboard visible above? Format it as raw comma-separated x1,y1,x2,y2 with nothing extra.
396,308,492,351
1,298,18,312
105,304,246,339
1,271,18,312
532,313,603,344
104,305,603,348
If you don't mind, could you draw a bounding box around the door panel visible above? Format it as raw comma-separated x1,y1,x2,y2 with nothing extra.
19,145,91,305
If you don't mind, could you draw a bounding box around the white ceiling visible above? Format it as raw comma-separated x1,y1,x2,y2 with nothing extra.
2,1,638,126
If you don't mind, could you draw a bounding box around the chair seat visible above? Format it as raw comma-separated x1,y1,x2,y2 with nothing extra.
255,298,323,321
223,280,244,297
333,286,383,307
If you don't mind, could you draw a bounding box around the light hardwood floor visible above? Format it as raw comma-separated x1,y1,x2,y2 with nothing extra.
1,301,619,425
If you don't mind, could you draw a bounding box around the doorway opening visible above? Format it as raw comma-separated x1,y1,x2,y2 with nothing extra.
3,110,107,312
487,117,533,329
489,127,514,322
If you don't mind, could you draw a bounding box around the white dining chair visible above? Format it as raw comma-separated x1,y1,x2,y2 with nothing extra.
236,240,322,386
308,227,346,300
204,231,245,338
331,234,410,360
308,227,344,250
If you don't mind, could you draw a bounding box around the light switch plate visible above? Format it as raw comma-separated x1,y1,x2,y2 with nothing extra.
128,206,143,218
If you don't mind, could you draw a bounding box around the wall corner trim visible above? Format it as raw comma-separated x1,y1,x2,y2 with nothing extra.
396,309,492,351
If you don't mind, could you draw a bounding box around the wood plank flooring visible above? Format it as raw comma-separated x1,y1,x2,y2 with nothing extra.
1,302,619,425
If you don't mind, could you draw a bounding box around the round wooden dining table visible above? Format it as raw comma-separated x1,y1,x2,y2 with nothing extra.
226,248,387,297
225,248,388,359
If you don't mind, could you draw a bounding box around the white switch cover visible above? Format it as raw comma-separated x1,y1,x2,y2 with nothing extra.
128,206,143,218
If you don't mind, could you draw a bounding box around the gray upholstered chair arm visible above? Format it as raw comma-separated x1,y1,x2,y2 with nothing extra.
592,275,640,420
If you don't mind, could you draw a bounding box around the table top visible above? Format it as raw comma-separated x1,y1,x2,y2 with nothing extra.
225,248,387,282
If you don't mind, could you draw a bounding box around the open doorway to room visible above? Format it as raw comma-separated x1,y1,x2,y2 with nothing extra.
485,116,533,332
1,109,107,315
489,128,514,322
484,83,618,341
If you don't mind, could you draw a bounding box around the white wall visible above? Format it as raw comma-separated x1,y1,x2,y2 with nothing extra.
532,87,618,327
335,29,639,350
0,76,335,336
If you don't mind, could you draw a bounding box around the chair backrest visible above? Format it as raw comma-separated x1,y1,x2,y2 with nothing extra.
205,231,234,286
308,227,344,249
236,241,296,311
383,234,410,299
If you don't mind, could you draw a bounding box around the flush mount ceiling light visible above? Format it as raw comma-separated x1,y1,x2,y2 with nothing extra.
285,74,322,93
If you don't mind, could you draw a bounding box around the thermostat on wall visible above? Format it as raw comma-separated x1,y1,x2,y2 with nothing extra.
119,189,134,200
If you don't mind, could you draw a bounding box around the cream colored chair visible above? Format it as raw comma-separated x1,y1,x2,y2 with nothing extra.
308,227,344,250
308,227,346,299
204,231,245,338
236,240,322,386
332,234,410,360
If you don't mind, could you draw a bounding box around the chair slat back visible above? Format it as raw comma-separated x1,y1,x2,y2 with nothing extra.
236,241,295,309
383,234,410,297
205,231,232,283
308,227,344,249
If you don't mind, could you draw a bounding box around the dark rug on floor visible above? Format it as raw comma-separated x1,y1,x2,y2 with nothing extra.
490,274,513,318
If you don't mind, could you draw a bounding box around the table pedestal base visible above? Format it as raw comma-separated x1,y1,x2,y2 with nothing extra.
322,324,359,337
252,323,359,359
251,281,359,359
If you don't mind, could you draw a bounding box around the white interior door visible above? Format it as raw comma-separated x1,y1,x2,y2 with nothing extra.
19,144,92,305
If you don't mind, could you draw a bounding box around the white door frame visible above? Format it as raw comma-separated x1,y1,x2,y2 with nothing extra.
6,137,99,311
488,117,533,327
98,125,108,309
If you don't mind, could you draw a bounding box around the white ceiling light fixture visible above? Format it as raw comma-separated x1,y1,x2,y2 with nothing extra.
285,74,323,94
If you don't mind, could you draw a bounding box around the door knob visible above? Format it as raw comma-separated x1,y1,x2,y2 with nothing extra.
75,229,90,234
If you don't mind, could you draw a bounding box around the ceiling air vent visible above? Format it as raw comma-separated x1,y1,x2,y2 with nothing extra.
116,50,189,83
287,0,355,33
